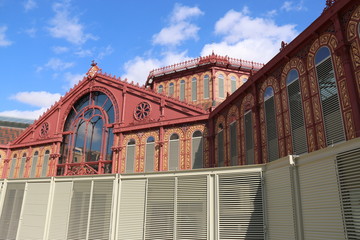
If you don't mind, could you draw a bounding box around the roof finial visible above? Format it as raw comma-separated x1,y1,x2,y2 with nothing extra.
91,60,97,67
87,60,101,78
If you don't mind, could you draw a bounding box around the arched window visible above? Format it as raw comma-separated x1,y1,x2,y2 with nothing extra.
30,151,39,178
218,74,225,98
145,136,155,172
126,139,136,173
192,77,197,101
231,76,237,94
203,75,209,99
358,22,360,36
244,110,254,164
287,69,307,154
242,78,248,84
158,84,163,93
59,91,115,175
18,153,27,178
168,83,174,96
229,118,238,166
264,87,279,162
315,46,345,145
191,131,203,169
180,80,185,101
41,150,50,177
218,124,225,167
9,154,17,178
169,133,179,171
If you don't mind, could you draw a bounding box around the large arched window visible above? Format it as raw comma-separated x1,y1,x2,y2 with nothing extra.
126,139,136,173
203,75,209,99
169,133,179,171
264,87,279,162
192,77,197,101
229,118,238,166
244,110,254,164
180,80,185,101
8,154,17,178
168,83,174,96
145,136,155,172
287,69,307,154
231,76,237,94
315,46,345,145
41,150,50,177
158,84,163,94
217,124,225,167
218,74,225,98
18,153,27,178
30,151,39,178
191,131,203,169
59,91,115,175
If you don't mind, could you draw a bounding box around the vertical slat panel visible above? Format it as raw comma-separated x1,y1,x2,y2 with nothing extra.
30,155,38,178
218,131,224,167
48,182,73,240
245,111,254,164
145,178,175,239
41,153,50,177
265,97,279,162
126,145,135,173
0,183,25,240
203,75,209,99
177,176,207,240
230,122,237,166
219,75,224,98
169,140,179,171
192,78,197,101
117,179,146,240
218,172,264,240
145,143,155,172
17,182,51,239
180,80,185,101
18,157,26,178
89,180,113,240
192,137,203,169
8,158,16,178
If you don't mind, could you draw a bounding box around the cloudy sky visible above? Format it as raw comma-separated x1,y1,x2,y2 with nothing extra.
0,0,324,120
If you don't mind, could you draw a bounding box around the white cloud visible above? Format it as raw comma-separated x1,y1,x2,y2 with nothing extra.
48,0,97,45
0,108,49,120
64,72,85,89
52,46,69,54
24,0,37,12
201,8,298,63
24,27,37,38
97,45,113,59
266,9,277,17
0,26,12,47
74,48,93,57
10,91,61,108
152,4,203,46
281,1,306,12
39,58,74,71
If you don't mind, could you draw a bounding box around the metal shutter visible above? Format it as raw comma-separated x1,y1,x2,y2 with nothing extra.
245,111,254,164
67,181,92,239
287,79,307,154
265,160,296,239
145,142,155,172
8,158,16,178
0,183,25,239
41,153,50,177
316,57,345,146
192,78,197,101
204,75,209,99
218,131,225,167
265,97,279,162
117,179,146,240
180,81,185,101
126,145,135,173
177,176,208,240
17,182,51,239
30,155,38,178
48,182,73,240
169,139,179,171
298,156,345,239
18,157,26,178
218,172,264,239
192,136,203,169
89,180,113,239
336,148,360,239
219,76,224,98
145,178,175,239
230,122,238,166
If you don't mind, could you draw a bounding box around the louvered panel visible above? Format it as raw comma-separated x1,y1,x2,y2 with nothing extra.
336,148,360,239
8,158,16,178
30,155,38,178
192,137,203,169
204,76,209,99
180,81,185,101
218,131,225,167
265,161,296,239
245,111,254,165
126,145,135,173
316,57,345,146
218,172,264,240
17,182,50,239
177,176,207,240
298,157,345,239
18,157,26,178
0,183,25,240
169,140,179,171
67,181,91,240
41,154,50,177
231,78,236,93
192,78,197,101
89,180,113,240
145,178,175,240
287,79,307,154
0,181,3,201
265,97,279,162
117,179,146,240
219,77,224,98
145,143,155,172
230,123,238,166
48,182,73,240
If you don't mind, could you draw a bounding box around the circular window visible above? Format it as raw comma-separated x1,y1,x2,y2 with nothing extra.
40,122,49,137
134,102,151,120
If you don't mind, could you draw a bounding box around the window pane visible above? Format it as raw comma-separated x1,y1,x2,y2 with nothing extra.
180,80,185,101
264,89,279,162
30,153,38,178
158,85,163,93
218,74,224,98
192,78,197,101
244,111,254,164
169,139,179,170
86,116,103,162
126,141,136,173
229,122,237,166
192,135,203,169
169,83,174,96
73,120,86,163
203,75,209,99
218,130,224,166
231,76,236,94
145,142,155,172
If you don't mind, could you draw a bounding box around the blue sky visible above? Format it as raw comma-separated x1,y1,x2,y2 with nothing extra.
0,0,324,120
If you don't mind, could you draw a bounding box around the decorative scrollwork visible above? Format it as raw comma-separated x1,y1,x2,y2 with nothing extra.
40,122,49,137
134,101,151,120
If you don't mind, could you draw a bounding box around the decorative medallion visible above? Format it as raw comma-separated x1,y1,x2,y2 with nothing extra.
40,122,49,137
134,101,151,120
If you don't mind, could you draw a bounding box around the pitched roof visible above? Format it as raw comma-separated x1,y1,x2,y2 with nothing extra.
0,126,25,144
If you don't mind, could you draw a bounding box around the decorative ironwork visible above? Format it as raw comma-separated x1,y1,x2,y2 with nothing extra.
280,41,288,51
66,164,98,175
40,122,49,137
323,0,337,12
50,153,60,159
134,101,151,120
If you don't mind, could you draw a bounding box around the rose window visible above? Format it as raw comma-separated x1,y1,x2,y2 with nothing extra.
134,102,151,120
40,122,49,137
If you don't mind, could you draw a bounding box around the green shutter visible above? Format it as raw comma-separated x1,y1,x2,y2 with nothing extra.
126,145,135,173
203,76,209,99
145,143,155,172
192,137,203,169
169,140,179,171
30,155,38,178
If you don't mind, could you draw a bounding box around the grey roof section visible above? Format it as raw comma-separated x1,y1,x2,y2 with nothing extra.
0,115,33,129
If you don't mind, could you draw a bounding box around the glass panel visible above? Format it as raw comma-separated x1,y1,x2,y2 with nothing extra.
74,94,90,112
169,139,179,170
170,133,179,140
180,80,185,101
30,152,38,178
169,83,174,96
145,142,155,172
231,76,237,93
41,151,50,177
192,77,197,101
86,116,103,162
93,92,107,107
9,157,17,178
158,85,163,93
244,111,254,164
315,46,331,64
218,74,224,98
203,75,209,99
18,156,26,178
286,69,299,85
229,122,237,166
126,144,136,173
218,130,224,167
105,128,114,161
192,135,203,169
73,120,86,163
